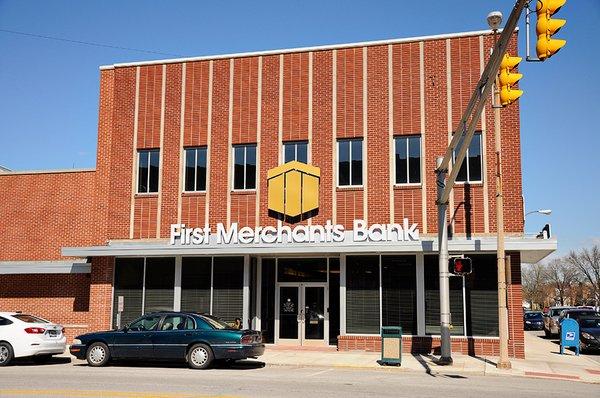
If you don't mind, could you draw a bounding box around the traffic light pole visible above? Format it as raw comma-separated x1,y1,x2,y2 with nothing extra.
494,74,512,369
435,0,528,365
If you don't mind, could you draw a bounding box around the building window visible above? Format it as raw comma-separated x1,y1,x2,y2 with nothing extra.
143,258,175,314
184,147,207,192
283,141,308,163
180,257,212,314
424,255,465,335
338,139,363,186
212,257,244,324
382,255,417,334
346,255,380,334
453,132,482,183
137,150,160,193
465,254,499,336
395,136,421,184
233,144,256,190
112,258,144,328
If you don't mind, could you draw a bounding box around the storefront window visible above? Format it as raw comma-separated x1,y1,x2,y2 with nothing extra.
143,257,175,313
212,257,244,324
260,259,276,343
181,257,211,313
424,255,464,335
329,258,340,345
346,255,380,334
277,258,327,282
112,258,144,328
465,254,499,336
382,255,417,335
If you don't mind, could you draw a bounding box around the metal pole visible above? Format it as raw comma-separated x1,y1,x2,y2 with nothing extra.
494,75,512,369
436,156,453,364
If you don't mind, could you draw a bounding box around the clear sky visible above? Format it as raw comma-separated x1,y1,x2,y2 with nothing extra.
0,0,598,256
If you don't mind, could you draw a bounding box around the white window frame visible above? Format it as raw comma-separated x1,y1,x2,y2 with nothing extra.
453,132,483,184
336,138,364,188
282,140,309,164
183,147,207,192
394,135,422,186
231,144,257,191
137,149,160,194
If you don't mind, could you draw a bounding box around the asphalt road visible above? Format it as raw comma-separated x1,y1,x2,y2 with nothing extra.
0,358,597,398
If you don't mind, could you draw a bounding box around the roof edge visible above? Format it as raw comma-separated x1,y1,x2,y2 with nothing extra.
100,28,508,70
0,168,96,176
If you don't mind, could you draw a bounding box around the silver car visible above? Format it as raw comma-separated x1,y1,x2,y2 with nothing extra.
544,306,573,337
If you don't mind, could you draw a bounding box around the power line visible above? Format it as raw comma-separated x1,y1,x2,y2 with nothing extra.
0,28,185,57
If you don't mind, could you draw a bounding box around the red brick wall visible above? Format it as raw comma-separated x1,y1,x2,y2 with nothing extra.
0,170,98,261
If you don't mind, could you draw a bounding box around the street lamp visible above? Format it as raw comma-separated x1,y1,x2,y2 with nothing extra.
487,11,503,31
525,209,552,217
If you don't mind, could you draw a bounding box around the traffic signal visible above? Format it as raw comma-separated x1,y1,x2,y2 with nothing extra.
536,0,567,60
498,54,523,106
449,257,472,276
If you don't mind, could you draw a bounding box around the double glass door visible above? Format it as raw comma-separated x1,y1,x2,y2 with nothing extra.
277,283,327,346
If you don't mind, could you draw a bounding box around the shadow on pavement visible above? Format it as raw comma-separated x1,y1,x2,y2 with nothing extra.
12,356,72,366
410,354,435,377
73,359,266,370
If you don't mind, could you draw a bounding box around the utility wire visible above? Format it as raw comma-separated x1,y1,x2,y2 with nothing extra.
0,28,185,57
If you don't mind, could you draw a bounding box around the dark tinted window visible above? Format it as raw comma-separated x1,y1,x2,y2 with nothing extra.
329,258,340,345
338,139,362,186
454,132,482,183
138,150,160,193
395,136,421,184
284,141,308,163
525,312,543,320
0,316,12,326
12,314,49,323
382,255,417,334
424,255,464,335
464,255,498,336
277,258,327,282
144,258,175,314
113,258,144,328
233,145,256,190
181,257,211,313
260,259,276,343
212,257,244,323
346,255,380,334
184,147,207,191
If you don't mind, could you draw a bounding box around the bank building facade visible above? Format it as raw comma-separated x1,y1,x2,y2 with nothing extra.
0,29,556,358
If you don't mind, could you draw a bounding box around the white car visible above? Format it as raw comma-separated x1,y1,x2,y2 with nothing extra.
0,312,66,366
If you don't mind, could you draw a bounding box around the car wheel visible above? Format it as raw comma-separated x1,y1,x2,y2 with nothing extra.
33,354,53,364
0,342,14,366
187,343,214,370
86,342,110,367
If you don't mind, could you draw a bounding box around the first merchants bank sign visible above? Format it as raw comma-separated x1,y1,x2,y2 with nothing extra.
170,161,419,246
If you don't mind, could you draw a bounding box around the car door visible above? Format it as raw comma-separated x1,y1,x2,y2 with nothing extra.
151,315,196,360
111,314,162,359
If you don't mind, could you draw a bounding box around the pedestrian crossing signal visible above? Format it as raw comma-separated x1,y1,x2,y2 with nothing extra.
449,257,472,276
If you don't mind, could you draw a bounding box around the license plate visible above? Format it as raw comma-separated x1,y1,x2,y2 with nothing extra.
48,330,58,337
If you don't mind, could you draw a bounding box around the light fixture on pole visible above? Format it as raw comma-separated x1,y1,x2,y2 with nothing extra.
525,209,552,216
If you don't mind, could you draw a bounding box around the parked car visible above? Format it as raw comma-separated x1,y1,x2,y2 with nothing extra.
524,311,544,331
69,312,264,369
0,312,66,366
558,308,600,336
578,317,600,353
543,306,573,337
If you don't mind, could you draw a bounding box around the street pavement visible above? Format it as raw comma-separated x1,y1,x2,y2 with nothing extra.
0,358,598,398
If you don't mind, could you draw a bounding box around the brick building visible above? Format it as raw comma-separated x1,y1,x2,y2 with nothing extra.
0,29,556,358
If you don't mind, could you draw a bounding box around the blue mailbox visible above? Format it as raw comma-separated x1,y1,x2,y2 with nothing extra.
560,318,580,355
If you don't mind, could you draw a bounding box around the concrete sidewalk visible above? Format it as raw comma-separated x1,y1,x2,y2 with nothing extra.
261,333,600,383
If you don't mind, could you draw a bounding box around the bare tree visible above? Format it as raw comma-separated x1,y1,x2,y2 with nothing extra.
522,262,548,309
567,244,600,306
545,258,580,306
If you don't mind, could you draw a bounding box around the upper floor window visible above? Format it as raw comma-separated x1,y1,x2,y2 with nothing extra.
338,138,363,186
453,132,482,183
233,144,256,190
137,149,160,193
395,136,421,184
283,141,308,163
184,147,207,192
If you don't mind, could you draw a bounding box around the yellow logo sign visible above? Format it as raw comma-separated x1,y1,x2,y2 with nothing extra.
267,161,320,223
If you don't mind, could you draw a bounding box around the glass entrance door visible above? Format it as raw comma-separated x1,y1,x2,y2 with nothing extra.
276,284,327,345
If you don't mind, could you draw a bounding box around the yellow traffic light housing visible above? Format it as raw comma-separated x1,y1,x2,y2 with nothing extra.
498,54,523,106
536,0,566,60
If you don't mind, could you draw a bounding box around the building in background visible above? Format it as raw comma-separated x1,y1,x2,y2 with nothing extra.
0,29,556,358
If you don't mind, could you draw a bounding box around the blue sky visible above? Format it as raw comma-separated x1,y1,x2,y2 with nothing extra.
0,1,598,256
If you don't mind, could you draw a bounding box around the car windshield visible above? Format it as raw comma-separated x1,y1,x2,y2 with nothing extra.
525,312,543,320
200,315,234,330
551,308,567,317
12,314,49,323
580,318,600,328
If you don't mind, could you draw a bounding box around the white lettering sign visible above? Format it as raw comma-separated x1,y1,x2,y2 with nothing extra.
170,219,419,246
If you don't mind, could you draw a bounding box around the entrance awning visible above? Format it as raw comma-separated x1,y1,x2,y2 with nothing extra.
62,234,556,264
0,260,91,274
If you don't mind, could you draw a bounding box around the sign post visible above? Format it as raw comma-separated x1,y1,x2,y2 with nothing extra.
117,295,124,329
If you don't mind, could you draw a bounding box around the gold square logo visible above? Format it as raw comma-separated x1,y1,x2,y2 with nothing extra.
267,161,320,223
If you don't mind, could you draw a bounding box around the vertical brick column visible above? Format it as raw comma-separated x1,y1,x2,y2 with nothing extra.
88,256,115,332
